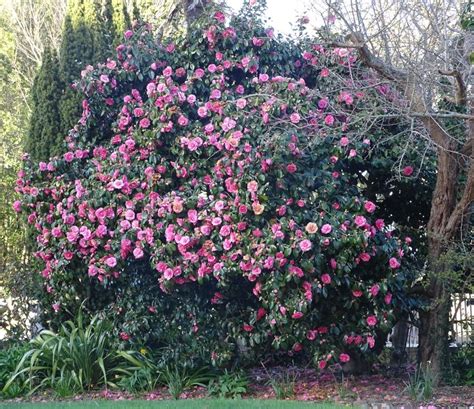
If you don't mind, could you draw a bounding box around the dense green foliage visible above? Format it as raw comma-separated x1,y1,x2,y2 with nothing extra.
0,343,29,398
26,48,63,162
4,311,119,395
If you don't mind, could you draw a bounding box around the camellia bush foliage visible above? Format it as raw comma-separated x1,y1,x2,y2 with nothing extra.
15,2,415,369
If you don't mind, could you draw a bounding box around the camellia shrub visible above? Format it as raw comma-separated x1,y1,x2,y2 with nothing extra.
15,2,414,369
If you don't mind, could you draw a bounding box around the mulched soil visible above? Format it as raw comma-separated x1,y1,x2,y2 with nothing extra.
5,367,474,408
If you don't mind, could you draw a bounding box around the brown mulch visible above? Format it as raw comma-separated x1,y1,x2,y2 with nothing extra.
4,367,474,408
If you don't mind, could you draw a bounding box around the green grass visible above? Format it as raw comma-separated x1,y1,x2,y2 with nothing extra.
0,400,347,409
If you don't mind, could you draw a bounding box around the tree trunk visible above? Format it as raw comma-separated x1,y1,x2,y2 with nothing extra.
418,146,459,380
418,259,451,379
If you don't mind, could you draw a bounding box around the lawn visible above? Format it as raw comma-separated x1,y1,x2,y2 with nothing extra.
0,400,348,409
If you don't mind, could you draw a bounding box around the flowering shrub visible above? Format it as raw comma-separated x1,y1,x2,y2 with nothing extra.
15,2,414,368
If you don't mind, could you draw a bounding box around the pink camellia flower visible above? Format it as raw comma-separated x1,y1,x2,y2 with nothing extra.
210,89,221,99
177,115,189,126
12,200,22,212
247,180,258,193
319,360,327,370
195,68,205,78
299,239,312,252
211,217,222,226
208,63,217,73
197,106,208,118
236,98,247,109
366,315,378,326
162,66,173,77
134,108,144,117
52,303,60,312
133,247,144,259
139,118,150,128
289,265,304,277
214,10,225,22
402,166,414,176
307,330,317,340
340,137,349,147
324,114,335,126
188,209,198,224
124,30,133,39
100,74,110,83
354,215,367,227
256,307,266,321
321,273,331,285
290,112,301,123
238,205,248,215
389,257,400,269
375,219,385,230
286,163,297,173
292,311,303,319
405,236,412,245
112,179,124,189
293,343,303,352
384,293,393,304
370,284,380,297
164,268,174,280
219,225,231,237
321,224,332,234
51,227,62,238
125,209,135,220
339,353,351,363
352,289,363,297
305,222,318,234
105,256,117,268
243,324,253,332
367,336,375,349
364,201,376,213
120,331,130,341
64,152,74,162
318,98,329,109
360,253,371,262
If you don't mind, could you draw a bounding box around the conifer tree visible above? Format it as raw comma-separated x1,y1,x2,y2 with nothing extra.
59,1,96,136
132,0,141,21
26,48,63,162
111,0,131,44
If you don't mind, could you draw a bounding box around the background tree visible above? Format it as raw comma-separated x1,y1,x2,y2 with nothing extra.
26,48,63,162
311,0,473,378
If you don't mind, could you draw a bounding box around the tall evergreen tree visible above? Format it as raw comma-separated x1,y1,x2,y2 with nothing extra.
26,47,63,162
132,0,141,21
97,0,117,61
59,1,97,136
111,0,131,44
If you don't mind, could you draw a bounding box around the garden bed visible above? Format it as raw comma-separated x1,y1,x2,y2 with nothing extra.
3,369,473,408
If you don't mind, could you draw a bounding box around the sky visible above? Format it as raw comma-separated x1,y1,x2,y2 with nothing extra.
225,0,311,34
